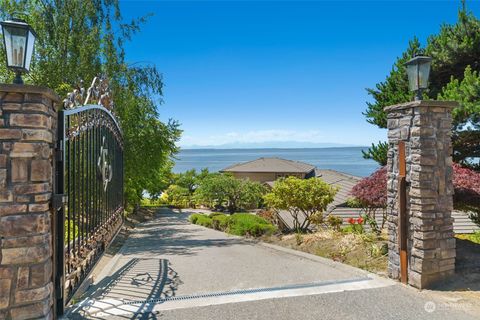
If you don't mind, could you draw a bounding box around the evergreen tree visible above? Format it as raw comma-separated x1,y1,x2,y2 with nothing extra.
364,2,480,168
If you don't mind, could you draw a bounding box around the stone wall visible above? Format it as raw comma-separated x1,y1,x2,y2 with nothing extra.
385,100,457,289
0,84,59,320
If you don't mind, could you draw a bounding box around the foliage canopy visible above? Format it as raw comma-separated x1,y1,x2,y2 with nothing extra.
194,174,267,213
0,0,181,207
264,177,337,233
364,4,480,168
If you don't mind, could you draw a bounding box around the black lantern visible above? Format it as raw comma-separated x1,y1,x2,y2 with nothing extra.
405,53,432,101
0,18,37,84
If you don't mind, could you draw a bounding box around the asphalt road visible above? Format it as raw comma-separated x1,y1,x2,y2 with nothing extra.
66,209,479,320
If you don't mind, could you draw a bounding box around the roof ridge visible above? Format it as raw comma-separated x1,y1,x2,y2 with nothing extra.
316,168,361,180
220,157,272,172
283,158,315,170
221,157,315,173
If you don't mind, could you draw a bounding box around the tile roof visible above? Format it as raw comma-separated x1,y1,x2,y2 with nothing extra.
221,157,316,173
315,169,362,210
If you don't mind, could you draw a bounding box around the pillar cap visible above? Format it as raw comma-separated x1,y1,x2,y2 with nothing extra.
384,100,458,113
0,83,60,103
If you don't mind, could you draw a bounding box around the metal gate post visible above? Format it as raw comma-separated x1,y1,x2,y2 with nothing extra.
54,110,66,317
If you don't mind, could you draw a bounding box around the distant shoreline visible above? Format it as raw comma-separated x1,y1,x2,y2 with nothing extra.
179,146,369,151
173,147,378,177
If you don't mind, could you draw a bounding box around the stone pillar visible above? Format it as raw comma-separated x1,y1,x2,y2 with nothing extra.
385,100,458,289
0,84,59,320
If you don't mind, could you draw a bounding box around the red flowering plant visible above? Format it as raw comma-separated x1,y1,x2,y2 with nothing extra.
350,166,387,233
345,216,365,234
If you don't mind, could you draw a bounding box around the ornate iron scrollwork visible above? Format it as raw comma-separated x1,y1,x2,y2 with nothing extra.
97,136,113,191
63,76,115,111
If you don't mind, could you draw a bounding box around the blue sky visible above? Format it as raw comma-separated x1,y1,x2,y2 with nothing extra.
120,1,480,148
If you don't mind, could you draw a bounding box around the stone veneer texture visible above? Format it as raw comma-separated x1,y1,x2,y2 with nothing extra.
0,84,59,320
385,100,457,289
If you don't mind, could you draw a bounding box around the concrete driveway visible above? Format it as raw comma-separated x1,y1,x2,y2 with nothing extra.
67,209,478,320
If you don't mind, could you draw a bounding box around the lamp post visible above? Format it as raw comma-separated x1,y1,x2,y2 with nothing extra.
405,53,432,101
0,18,37,84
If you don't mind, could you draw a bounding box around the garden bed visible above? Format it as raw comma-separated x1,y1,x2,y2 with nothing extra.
188,211,388,274
189,212,277,237
262,229,388,274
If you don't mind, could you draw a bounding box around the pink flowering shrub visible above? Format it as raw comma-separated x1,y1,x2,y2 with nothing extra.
453,163,480,226
350,164,480,228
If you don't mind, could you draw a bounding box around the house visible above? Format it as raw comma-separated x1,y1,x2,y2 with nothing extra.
220,157,316,185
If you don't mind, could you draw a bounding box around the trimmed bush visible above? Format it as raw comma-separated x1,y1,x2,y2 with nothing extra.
189,212,277,237
195,215,213,228
209,212,226,218
212,214,229,230
188,213,203,224
226,213,277,237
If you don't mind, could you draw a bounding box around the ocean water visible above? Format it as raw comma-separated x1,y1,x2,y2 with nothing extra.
173,147,379,177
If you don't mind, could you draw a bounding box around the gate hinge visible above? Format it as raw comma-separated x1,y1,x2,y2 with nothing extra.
52,193,67,211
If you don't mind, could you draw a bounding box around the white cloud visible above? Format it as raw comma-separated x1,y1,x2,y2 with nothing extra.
179,129,327,147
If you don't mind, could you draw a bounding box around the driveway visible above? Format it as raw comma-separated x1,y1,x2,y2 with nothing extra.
67,208,478,319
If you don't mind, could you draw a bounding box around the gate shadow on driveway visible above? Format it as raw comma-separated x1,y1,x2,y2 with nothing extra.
119,212,247,257
70,258,182,319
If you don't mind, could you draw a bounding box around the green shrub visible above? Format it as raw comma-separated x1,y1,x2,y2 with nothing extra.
209,212,226,218
342,224,364,234
195,215,213,228
212,214,229,230
189,213,203,224
165,185,192,208
65,219,79,244
345,198,363,208
326,214,343,231
140,197,166,207
226,213,277,237
189,212,276,237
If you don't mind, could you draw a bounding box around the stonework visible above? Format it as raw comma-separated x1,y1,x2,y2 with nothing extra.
0,84,59,320
385,100,458,289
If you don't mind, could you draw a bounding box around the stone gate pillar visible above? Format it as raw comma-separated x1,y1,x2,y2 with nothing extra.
0,84,59,319
385,100,458,289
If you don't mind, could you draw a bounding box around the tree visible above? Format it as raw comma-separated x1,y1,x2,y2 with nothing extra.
438,66,480,169
0,0,181,208
164,185,192,208
350,166,388,232
263,177,337,233
194,174,267,213
364,38,421,129
172,168,212,194
173,169,199,194
362,141,388,166
364,4,480,168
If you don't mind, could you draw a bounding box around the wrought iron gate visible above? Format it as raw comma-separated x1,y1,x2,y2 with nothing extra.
54,77,124,315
